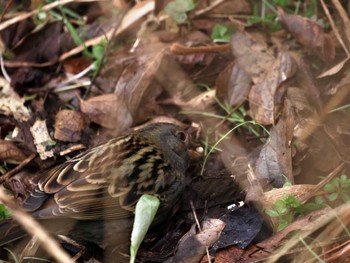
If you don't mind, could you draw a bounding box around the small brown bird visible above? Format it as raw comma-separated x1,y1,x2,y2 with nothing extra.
0,122,190,258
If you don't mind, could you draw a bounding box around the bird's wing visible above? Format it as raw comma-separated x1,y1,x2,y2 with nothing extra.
23,135,171,220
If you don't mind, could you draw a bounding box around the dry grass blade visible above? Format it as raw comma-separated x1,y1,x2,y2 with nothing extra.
330,0,350,46
0,0,102,32
320,0,349,56
0,189,73,263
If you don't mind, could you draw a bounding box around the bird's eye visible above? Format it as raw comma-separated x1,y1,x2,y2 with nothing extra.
175,131,187,142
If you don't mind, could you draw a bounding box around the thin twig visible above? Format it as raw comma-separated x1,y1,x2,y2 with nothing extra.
190,201,211,263
320,0,350,56
193,0,227,17
170,43,231,55
0,189,73,263
0,153,36,184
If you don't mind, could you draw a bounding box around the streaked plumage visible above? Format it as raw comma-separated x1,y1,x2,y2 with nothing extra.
0,123,190,249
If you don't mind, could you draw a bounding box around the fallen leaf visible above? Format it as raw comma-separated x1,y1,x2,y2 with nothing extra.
54,109,86,142
0,77,30,122
231,31,275,84
170,218,225,263
249,51,297,124
254,99,295,187
216,62,251,106
278,7,335,60
0,139,26,164
80,93,132,132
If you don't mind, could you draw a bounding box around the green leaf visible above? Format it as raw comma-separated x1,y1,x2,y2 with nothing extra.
277,220,289,231
165,0,195,24
265,209,279,217
0,204,10,220
283,182,292,187
37,11,47,20
327,192,339,202
302,202,324,211
342,192,350,202
92,44,105,61
130,194,160,263
275,200,288,214
314,195,325,205
211,25,231,43
324,183,337,192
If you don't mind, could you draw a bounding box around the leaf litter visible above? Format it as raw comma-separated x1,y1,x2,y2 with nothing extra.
1,0,350,262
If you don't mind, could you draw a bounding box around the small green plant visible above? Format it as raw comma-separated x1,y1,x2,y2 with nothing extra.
247,0,324,31
165,0,195,24
266,183,323,231
316,175,350,204
32,2,106,71
266,194,304,231
211,25,234,43
0,204,10,220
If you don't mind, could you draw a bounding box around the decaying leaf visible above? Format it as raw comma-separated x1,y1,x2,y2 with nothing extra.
254,99,295,187
278,7,335,60
231,31,275,84
54,109,86,142
0,77,30,122
170,218,225,263
211,205,263,251
114,43,167,125
216,62,251,106
231,31,297,124
80,93,132,132
0,139,26,164
249,51,297,125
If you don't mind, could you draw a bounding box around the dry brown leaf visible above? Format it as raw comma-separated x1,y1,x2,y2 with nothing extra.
170,218,225,263
231,31,275,84
249,52,296,125
254,99,295,188
54,110,86,142
79,93,132,131
114,44,166,125
216,62,251,106
278,7,335,60
0,139,26,164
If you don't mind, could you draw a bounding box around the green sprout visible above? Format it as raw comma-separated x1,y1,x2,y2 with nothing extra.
211,25,234,43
